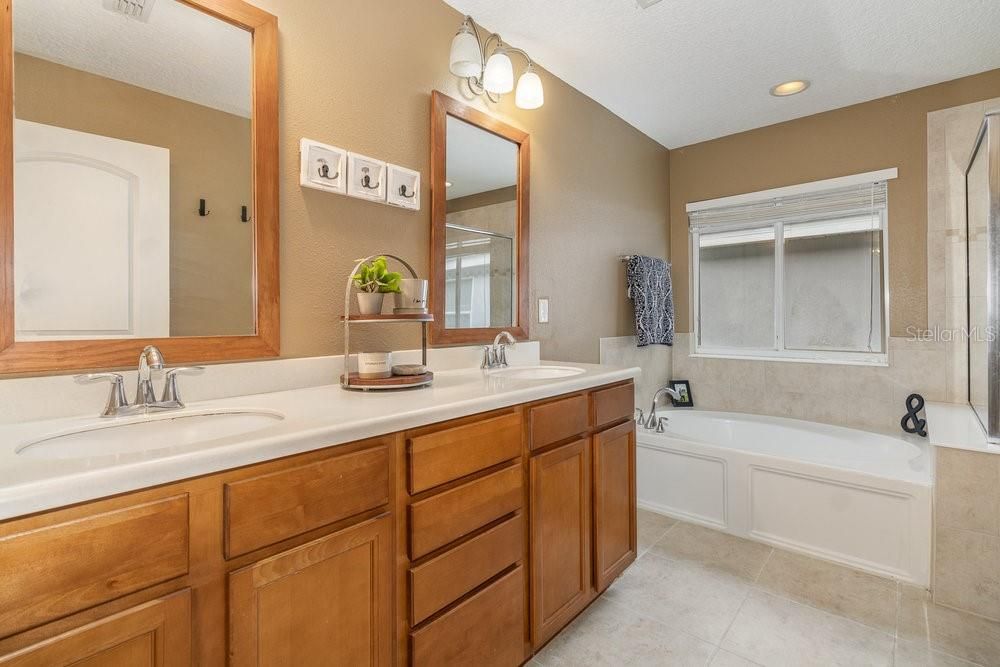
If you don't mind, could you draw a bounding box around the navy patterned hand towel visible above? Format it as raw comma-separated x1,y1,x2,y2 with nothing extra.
626,255,674,347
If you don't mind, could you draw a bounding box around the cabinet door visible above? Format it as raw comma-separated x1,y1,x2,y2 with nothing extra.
0,590,190,667
593,421,637,592
529,438,592,649
228,515,392,667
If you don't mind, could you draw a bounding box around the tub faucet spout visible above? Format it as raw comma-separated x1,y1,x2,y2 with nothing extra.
645,385,681,430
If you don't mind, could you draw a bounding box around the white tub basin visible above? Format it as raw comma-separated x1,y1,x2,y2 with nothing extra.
17,409,285,460
489,365,585,380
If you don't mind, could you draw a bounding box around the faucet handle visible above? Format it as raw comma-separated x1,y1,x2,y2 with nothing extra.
481,346,497,370
160,366,205,405
656,416,669,433
75,373,128,418
634,408,645,424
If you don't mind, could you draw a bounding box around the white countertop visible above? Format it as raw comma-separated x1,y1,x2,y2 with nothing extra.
926,401,1000,455
0,361,639,521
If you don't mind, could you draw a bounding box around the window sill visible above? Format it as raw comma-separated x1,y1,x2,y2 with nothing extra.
690,350,889,368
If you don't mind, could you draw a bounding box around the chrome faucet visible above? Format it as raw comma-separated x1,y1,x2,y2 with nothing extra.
135,345,165,405
634,385,682,431
482,331,517,370
75,346,204,417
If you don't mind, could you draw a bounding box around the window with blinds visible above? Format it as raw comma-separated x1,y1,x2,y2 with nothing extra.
688,173,891,364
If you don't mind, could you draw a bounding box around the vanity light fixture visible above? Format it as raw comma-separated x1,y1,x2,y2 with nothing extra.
448,15,544,109
770,80,810,97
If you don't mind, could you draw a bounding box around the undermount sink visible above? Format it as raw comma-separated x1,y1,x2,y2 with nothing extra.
17,409,285,460
488,365,586,380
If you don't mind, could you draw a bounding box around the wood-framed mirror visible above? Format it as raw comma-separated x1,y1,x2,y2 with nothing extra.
0,0,279,374
430,91,529,345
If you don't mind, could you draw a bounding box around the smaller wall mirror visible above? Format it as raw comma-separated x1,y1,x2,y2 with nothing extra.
430,92,529,345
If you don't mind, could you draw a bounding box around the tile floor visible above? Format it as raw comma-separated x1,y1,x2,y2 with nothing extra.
529,509,1000,667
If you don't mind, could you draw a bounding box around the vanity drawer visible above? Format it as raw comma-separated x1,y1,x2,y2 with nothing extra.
592,382,635,429
528,393,590,451
409,464,522,560
410,565,525,667
409,514,523,625
225,443,390,557
407,412,522,494
0,494,189,638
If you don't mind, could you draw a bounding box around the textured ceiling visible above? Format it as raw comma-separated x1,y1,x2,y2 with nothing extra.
14,0,251,118
443,0,1000,147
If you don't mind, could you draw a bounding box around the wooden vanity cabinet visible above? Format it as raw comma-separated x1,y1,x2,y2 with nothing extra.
0,380,635,667
529,438,592,648
0,590,191,667
592,420,637,592
527,382,636,651
228,515,393,666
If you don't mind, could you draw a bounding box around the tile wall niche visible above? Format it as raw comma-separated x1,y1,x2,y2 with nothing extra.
928,96,1000,621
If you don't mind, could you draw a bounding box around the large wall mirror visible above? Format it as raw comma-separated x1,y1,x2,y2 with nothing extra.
0,0,279,373
430,91,529,345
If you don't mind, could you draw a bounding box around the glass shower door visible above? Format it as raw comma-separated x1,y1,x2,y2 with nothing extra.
967,113,1000,441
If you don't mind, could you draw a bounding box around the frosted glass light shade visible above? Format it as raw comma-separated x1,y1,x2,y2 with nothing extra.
515,67,544,109
449,28,482,78
483,49,514,94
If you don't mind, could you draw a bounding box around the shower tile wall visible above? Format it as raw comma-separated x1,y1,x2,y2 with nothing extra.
928,96,1000,622
934,446,1000,621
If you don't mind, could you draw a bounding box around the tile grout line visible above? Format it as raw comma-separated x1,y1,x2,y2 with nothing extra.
751,547,775,585
712,586,754,663
600,594,725,658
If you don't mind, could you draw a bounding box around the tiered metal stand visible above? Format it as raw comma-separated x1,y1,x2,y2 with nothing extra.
340,253,434,391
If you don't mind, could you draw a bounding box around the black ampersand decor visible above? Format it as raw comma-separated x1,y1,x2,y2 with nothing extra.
900,393,928,437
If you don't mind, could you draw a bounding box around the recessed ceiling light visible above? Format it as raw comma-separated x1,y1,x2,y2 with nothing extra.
770,80,810,97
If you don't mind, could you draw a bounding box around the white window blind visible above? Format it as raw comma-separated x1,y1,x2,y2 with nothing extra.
689,181,887,231
689,174,890,365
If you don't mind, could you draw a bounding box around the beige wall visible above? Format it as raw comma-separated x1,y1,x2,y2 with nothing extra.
669,68,1000,337
246,0,670,363
13,54,255,337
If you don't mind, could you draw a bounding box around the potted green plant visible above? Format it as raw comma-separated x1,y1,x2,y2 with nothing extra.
352,256,402,315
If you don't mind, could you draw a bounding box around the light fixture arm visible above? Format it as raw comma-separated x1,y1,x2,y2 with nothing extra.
460,15,535,104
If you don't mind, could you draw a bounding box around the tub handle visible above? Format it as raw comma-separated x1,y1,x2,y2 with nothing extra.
634,408,645,425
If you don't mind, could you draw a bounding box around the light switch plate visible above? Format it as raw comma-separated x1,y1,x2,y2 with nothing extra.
538,298,549,323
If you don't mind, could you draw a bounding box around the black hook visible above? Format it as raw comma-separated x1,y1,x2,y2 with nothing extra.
198,199,210,216
241,206,252,223
360,167,381,190
398,184,416,199
317,160,339,180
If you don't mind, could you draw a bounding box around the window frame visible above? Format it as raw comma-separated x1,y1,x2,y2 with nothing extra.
690,199,890,367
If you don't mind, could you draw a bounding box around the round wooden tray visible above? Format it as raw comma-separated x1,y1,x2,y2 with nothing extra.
340,371,434,391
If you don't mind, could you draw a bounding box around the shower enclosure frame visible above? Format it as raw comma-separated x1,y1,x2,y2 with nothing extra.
966,112,1000,443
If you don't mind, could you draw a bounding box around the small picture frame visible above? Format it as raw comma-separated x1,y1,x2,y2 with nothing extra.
347,152,387,202
299,138,347,195
669,380,693,407
386,164,421,211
